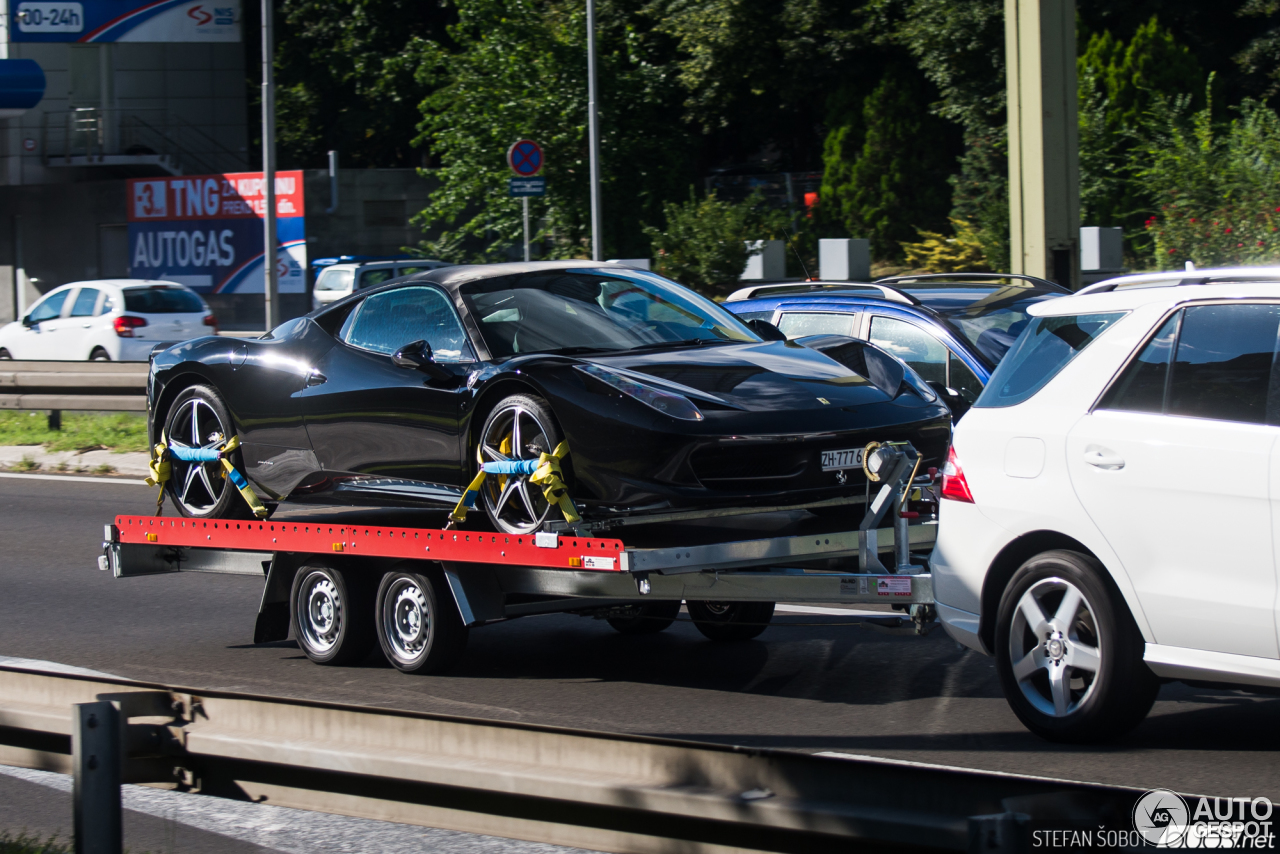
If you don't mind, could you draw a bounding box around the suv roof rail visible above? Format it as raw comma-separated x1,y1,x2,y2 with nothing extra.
874,272,1069,292
725,281,917,305
1077,266,1280,295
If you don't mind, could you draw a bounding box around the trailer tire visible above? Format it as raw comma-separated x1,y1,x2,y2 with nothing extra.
290,564,376,666
606,600,682,635
687,600,774,641
375,565,469,674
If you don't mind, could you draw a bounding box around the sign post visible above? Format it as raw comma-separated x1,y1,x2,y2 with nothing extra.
261,0,279,329
507,140,545,263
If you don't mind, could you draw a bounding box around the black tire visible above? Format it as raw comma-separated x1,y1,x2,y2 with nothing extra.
994,549,1159,743
290,564,377,665
161,384,254,519
0,349,11,360
606,600,682,635
89,347,111,361
476,393,565,535
687,600,775,641
375,565,469,674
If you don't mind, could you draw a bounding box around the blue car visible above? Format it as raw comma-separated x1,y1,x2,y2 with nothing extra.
725,273,1068,417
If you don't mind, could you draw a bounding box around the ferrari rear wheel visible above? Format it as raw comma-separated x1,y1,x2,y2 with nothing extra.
687,601,775,641
163,385,254,519
477,394,564,535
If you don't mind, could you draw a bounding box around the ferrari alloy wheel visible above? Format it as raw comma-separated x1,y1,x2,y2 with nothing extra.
687,600,775,641
995,550,1159,742
290,564,375,666
375,566,469,674
163,385,253,519
477,394,564,535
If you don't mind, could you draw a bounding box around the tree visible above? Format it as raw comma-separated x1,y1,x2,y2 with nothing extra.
1077,18,1204,260
817,65,959,261
268,0,454,169
411,0,696,262
872,0,1009,270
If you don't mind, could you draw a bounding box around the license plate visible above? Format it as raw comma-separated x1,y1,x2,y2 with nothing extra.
821,448,864,472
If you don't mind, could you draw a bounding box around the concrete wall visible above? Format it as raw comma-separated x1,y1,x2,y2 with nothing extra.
304,168,440,262
1,41,248,186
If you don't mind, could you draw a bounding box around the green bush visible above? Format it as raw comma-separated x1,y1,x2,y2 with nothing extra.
0,832,70,854
642,190,786,295
1136,87,1280,268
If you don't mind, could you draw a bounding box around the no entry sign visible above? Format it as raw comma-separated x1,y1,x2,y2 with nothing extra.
507,139,544,177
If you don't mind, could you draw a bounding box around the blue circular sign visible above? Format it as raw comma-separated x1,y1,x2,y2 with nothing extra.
507,139,544,177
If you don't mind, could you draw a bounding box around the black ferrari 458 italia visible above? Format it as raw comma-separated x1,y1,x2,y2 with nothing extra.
148,261,951,533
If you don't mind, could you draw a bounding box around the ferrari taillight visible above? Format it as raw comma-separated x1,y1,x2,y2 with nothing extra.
939,446,974,503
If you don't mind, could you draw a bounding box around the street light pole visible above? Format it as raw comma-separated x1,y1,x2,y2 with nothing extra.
586,0,603,261
261,0,280,330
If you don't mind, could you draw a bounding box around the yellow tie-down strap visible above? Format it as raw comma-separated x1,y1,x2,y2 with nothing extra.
450,441,580,525
147,432,269,518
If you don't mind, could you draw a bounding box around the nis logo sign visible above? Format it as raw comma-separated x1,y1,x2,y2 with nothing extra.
187,5,234,26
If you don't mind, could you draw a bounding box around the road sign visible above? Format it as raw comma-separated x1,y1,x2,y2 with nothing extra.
507,140,544,177
509,177,546,197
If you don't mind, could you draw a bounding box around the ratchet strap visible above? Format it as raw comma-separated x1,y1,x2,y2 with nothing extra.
146,433,269,518
449,441,580,525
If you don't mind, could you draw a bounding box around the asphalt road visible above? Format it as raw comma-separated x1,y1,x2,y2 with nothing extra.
1,476,1278,807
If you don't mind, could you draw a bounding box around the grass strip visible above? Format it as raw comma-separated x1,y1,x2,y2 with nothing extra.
0,411,148,454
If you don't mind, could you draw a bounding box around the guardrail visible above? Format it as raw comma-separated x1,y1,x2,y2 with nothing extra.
0,663,1151,853
0,360,148,414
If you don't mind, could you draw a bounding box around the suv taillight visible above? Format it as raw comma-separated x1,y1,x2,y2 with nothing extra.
939,446,974,503
203,314,219,334
113,316,147,338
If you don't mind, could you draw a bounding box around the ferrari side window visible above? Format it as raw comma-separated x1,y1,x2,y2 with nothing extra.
344,286,472,361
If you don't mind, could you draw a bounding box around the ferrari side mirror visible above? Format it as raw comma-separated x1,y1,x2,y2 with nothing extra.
393,339,452,381
745,318,787,341
21,315,35,329
927,381,972,420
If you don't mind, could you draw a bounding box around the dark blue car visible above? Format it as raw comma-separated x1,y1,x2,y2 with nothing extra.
725,273,1068,416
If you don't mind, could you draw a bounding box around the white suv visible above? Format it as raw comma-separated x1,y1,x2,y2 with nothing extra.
934,268,1280,742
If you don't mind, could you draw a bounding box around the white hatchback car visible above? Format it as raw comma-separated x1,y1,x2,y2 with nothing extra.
0,279,216,361
934,268,1280,742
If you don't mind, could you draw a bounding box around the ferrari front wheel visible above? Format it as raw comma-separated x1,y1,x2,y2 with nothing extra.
162,385,254,519
477,394,564,535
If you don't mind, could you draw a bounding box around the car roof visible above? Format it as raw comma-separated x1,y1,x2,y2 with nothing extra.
1031,276,1280,317
418,260,635,291
53,279,187,291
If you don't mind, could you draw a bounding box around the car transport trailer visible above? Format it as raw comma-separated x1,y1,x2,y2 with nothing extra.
101,442,942,673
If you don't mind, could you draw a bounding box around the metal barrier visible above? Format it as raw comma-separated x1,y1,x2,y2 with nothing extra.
0,361,147,413
0,664,1149,853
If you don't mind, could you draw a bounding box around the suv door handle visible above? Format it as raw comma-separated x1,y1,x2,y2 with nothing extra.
306,371,327,387
1084,449,1125,470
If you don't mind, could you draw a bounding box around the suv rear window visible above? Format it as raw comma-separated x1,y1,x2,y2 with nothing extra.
975,312,1125,408
123,287,205,314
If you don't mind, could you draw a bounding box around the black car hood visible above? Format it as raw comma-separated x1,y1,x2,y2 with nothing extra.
585,340,904,413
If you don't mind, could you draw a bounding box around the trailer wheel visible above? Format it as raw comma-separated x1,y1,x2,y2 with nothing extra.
606,601,682,635
687,600,774,641
994,549,1158,743
290,564,376,665
375,566,468,674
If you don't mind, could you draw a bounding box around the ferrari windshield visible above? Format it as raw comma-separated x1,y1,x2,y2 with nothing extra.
459,269,759,357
